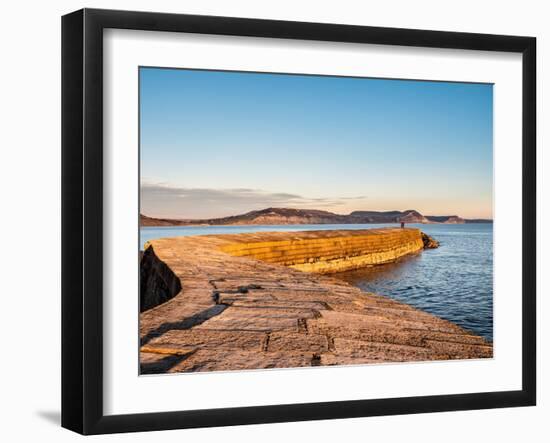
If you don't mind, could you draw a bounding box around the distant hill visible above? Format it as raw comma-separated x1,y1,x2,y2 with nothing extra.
425,215,465,224
463,218,494,224
141,208,492,226
140,214,191,226
350,209,431,224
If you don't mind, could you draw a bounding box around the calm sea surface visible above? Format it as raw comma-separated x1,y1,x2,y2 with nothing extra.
140,223,493,341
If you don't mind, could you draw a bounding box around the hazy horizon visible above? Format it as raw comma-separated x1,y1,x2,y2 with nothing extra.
140,68,493,220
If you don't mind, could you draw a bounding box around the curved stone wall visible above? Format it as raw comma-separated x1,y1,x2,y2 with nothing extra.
220,228,425,273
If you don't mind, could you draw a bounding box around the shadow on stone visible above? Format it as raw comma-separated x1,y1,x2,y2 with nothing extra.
140,353,194,374
140,304,228,346
140,245,182,312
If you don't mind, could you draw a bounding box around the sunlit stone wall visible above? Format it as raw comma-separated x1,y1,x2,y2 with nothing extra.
220,228,424,274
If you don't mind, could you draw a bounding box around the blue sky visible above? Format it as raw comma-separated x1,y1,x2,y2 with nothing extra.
140,67,493,219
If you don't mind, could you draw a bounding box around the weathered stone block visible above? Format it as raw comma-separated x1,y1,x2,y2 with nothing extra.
267,332,329,353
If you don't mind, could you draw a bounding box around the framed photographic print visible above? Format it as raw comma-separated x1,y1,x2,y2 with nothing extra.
61,8,536,435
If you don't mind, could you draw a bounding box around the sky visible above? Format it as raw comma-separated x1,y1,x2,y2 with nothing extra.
140,67,493,220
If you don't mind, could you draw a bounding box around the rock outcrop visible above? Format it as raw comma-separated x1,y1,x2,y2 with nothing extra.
421,232,440,249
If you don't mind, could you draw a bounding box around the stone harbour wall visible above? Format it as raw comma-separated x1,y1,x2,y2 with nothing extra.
139,228,492,373
219,228,425,273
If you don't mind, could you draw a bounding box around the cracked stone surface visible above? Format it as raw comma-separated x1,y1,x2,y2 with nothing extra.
139,228,492,374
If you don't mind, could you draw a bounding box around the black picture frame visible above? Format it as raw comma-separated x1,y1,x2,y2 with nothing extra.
62,8,536,435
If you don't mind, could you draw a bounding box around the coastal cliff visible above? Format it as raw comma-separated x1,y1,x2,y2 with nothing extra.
139,228,491,373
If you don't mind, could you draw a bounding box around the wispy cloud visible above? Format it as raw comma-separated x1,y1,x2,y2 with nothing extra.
140,181,367,219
